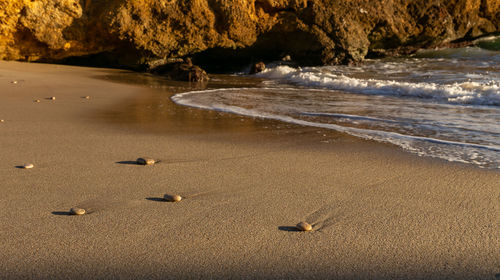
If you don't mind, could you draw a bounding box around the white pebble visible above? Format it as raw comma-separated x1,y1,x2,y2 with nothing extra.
50,97,56,100
23,163,34,169
296,222,313,231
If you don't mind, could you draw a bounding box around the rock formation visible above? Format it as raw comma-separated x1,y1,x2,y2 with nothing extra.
249,61,266,74
150,58,209,82
1,0,498,69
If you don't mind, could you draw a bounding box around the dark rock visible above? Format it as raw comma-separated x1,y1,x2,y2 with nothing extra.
150,59,209,82
250,62,266,74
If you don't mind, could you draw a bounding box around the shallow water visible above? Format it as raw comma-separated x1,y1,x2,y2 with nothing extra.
172,39,500,169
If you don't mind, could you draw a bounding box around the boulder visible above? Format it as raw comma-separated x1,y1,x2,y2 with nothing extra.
150,59,209,82
0,0,498,67
249,62,266,74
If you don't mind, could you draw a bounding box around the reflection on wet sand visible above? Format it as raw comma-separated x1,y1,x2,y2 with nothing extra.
94,72,343,144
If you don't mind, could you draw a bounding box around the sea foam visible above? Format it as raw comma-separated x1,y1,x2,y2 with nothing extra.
171,49,500,169
172,87,500,169
256,65,500,106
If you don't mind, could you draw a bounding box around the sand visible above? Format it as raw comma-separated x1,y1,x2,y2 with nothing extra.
0,61,498,279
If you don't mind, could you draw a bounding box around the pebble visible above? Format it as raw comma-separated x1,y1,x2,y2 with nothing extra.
137,158,155,165
35,99,40,103
50,97,56,100
70,207,86,215
84,96,90,99
23,163,34,169
164,194,182,202
296,222,313,231
0,119,4,122
12,80,18,84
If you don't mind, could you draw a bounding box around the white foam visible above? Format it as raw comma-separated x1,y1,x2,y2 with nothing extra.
301,112,399,124
256,66,500,106
172,88,500,169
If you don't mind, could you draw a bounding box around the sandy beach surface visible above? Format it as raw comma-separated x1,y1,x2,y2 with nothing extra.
0,61,498,279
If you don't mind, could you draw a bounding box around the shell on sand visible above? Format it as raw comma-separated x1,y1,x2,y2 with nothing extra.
137,158,155,165
296,222,313,231
50,97,56,100
23,163,34,169
70,207,86,215
164,194,182,202
35,99,40,103
0,119,4,122
12,81,18,84
84,96,90,99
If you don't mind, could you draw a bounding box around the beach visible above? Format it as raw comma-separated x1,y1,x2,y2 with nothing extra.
0,61,498,279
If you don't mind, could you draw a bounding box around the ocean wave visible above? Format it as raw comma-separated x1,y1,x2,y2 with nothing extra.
171,51,500,169
416,45,500,60
300,112,402,124
256,66,500,106
474,35,500,51
172,88,500,169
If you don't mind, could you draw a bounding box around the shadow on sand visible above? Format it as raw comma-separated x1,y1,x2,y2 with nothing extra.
278,226,301,232
51,211,72,216
115,161,140,165
145,197,166,202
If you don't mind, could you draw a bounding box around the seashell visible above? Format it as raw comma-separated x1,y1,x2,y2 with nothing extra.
0,119,4,122
296,222,313,231
35,99,40,103
84,96,90,99
137,158,155,165
23,163,34,169
69,207,86,215
50,97,56,100
12,81,18,84
164,194,182,202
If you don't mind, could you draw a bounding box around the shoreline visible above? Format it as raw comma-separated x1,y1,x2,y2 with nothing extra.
97,67,499,172
0,61,498,279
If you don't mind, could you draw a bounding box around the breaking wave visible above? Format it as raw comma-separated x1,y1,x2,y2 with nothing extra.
172,46,500,169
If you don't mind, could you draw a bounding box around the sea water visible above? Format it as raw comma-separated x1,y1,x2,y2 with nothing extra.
172,36,500,169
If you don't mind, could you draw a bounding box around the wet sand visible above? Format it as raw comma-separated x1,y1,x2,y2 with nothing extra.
0,61,498,279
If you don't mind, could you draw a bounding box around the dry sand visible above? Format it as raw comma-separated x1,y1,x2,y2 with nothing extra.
0,61,498,279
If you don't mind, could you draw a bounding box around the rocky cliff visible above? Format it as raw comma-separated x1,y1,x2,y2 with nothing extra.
1,0,498,69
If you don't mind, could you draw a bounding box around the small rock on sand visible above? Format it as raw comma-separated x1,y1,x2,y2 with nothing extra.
137,158,155,165
35,99,40,103
164,194,182,202
296,221,313,231
84,96,90,99
50,97,56,100
11,81,18,84
0,119,4,122
23,163,34,169
70,207,86,215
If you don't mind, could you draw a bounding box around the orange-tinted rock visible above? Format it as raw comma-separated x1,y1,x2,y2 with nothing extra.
296,221,313,231
69,207,86,215
250,62,266,74
0,0,498,67
163,194,182,202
